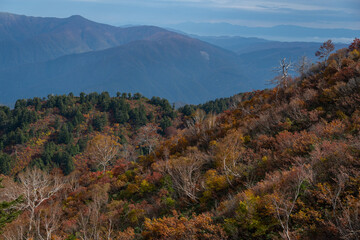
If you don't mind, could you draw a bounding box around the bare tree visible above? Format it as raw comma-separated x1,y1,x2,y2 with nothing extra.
320,169,360,239
185,109,206,136
158,147,206,202
2,219,26,240
337,198,360,240
1,168,63,238
35,201,62,240
269,164,313,240
295,56,311,77
315,39,335,62
229,94,246,110
269,58,293,88
77,183,110,240
135,123,160,155
121,143,137,163
87,134,121,172
218,131,243,181
213,129,257,187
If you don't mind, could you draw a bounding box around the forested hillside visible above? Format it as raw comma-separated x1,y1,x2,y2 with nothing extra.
0,92,177,176
0,39,359,239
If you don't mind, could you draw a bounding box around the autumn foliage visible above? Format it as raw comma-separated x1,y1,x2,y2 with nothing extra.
1,39,360,239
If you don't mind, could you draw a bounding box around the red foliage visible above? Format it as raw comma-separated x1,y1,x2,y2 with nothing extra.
349,38,360,51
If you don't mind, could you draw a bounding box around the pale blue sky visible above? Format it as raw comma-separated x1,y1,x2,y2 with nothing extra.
1,0,359,29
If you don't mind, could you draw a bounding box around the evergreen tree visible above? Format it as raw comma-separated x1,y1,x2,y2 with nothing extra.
0,179,22,233
93,113,108,131
0,153,12,175
54,116,61,130
160,116,172,132
55,151,74,175
58,125,72,144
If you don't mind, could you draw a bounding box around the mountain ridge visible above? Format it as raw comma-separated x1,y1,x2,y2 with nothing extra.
0,12,178,69
0,12,254,105
0,35,250,105
167,22,360,42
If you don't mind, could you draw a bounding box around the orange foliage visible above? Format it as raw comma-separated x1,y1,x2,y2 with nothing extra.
143,211,227,240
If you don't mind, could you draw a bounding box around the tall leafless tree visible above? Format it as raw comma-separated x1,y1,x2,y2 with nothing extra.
159,147,206,202
270,164,313,240
315,39,335,62
87,134,120,172
295,56,311,77
135,123,160,155
269,58,293,88
1,168,63,239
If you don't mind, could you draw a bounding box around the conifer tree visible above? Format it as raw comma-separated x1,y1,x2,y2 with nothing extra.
0,179,22,233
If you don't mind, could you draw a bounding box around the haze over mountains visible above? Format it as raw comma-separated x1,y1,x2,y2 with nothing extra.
168,22,360,43
0,12,175,69
195,35,348,83
0,12,354,106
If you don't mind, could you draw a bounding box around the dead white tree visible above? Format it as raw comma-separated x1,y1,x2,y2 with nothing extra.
269,164,313,240
1,168,63,238
219,131,244,181
229,94,246,110
269,58,293,88
161,147,206,202
185,109,206,136
295,56,311,77
268,58,294,100
121,143,137,163
319,169,360,239
135,123,160,155
213,129,257,187
77,183,110,240
87,134,121,172
35,201,62,240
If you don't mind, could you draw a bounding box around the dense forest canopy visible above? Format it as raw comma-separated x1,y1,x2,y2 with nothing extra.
0,39,359,239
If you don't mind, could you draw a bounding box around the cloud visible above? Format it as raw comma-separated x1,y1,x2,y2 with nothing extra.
151,0,357,14
4,0,359,30
67,0,358,14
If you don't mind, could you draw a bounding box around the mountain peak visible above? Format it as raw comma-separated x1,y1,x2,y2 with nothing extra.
68,15,86,20
66,14,90,24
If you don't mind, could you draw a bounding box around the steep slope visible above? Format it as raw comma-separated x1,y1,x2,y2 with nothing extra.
0,12,173,69
139,40,360,239
0,34,250,105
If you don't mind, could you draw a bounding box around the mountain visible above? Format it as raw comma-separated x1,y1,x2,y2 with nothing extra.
168,22,360,42
0,31,251,105
194,35,348,83
0,13,353,107
193,36,348,55
0,12,174,69
0,13,255,105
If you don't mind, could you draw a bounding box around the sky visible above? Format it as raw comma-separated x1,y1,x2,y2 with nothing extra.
1,0,360,29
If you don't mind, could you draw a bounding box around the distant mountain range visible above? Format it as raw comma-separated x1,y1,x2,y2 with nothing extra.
194,35,347,83
0,13,354,106
167,22,360,42
0,13,251,105
1,34,250,104
0,12,175,69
